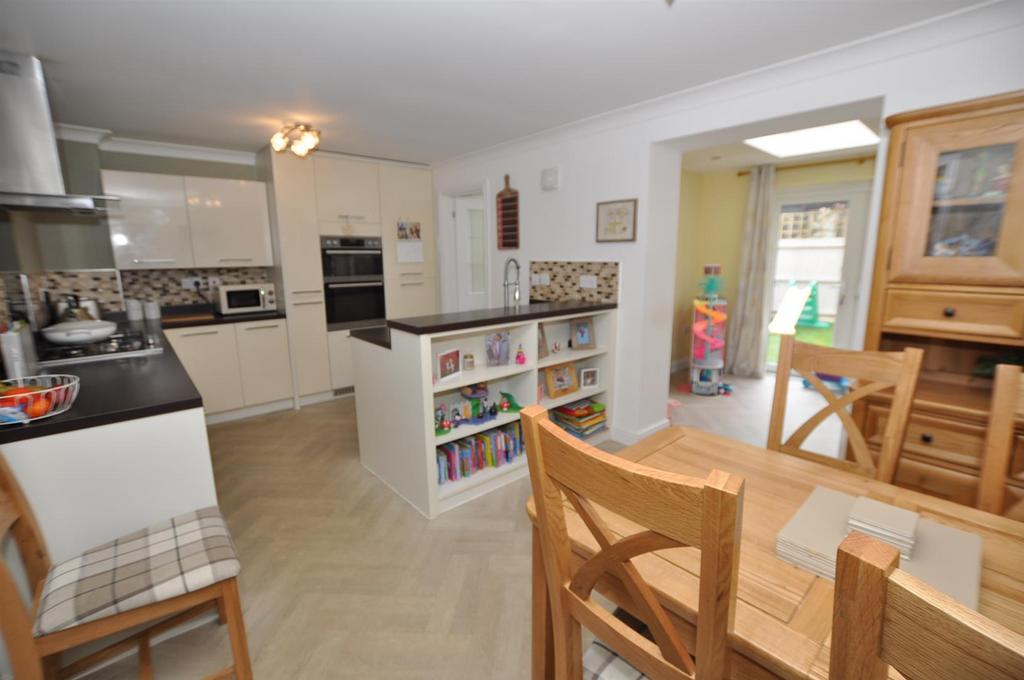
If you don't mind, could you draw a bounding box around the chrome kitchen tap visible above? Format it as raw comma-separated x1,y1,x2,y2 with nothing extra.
503,257,521,308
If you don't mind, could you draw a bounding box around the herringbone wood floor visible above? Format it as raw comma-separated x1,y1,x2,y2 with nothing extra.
87,397,537,679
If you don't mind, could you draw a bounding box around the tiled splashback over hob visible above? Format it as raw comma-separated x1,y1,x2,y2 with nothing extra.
0,267,273,326
529,261,619,304
121,267,272,305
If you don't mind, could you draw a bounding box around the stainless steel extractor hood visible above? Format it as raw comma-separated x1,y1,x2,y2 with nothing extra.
0,51,117,213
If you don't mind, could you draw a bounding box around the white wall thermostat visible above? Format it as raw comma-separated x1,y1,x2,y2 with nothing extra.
540,167,560,191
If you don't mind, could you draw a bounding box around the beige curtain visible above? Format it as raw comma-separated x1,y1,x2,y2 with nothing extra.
726,165,776,378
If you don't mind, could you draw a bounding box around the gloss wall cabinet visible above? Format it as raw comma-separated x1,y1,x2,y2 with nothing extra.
314,155,382,236
102,170,195,270
184,177,273,267
101,170,272,270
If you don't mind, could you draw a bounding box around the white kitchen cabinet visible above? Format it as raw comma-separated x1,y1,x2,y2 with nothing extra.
385,274,437,319
236,319,294,405
185,177,273,267
314,156,381,235
101,170,194,270
268,152,324,297
380,165,435,277
288,296,333,396
164,325,244,414
328,330,354,390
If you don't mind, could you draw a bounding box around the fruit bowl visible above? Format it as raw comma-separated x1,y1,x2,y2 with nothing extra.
0,375,81,425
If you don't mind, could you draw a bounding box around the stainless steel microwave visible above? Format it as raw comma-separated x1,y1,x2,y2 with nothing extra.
215,283,277,315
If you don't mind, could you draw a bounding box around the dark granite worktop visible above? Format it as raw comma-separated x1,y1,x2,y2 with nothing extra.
385,301,617,335
0,322,202,445
105,304,287,329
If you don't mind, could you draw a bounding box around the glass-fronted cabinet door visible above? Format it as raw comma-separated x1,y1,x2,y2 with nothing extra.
889,109,1024,285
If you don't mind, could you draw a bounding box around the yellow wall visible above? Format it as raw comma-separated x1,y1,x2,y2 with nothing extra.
671,157,876,364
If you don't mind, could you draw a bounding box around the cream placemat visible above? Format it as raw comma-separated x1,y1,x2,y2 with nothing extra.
775,486,982,608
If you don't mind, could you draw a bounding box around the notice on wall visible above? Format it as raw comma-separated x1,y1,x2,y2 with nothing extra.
396,219,424,263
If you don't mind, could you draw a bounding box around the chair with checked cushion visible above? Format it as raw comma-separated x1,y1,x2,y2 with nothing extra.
521,405,745,680
0,455,252,679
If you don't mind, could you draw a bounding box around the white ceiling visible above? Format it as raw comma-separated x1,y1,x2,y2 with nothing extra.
681,99,883,172
0,1,982,164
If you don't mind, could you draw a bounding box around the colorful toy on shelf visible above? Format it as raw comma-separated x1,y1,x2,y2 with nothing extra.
690,264,728,397
499,391,523,411
499,396,510,411
460,383,489,400
515,344,527,365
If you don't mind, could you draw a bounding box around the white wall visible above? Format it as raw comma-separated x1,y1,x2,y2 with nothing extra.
433,2,1024,443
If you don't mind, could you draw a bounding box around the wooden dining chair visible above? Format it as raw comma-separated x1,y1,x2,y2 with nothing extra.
830,531,1024,680
768,335,923,483
977,363,1024,517
0,455,253,679
521,405,744,680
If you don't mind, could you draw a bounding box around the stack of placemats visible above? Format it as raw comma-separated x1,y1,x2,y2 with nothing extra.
775,486,982,608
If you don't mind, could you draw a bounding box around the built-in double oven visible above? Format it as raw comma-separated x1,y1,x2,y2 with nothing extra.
321,236,386,331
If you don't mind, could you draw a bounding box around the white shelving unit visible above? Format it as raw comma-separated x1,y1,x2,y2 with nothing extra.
350,307,614,516
353,307,617,518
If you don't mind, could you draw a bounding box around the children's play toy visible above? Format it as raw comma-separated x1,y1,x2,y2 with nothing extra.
690,264,728,396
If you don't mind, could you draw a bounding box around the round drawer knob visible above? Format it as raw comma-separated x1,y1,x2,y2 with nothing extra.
942,307,956,318
920,433,934,444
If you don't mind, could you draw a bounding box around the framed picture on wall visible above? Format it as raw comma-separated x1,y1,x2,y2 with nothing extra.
596,198,638,242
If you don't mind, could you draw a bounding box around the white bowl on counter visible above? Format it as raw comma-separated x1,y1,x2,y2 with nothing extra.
42,320,117,346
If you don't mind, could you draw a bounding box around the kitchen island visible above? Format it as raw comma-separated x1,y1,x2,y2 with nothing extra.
0,323,217,563
353,301,617,518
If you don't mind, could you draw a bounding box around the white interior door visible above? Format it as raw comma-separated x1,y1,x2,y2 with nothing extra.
452,194,489,311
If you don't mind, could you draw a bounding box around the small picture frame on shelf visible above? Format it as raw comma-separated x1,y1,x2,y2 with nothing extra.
463,353,475,371
437,348,462,382
569,317,596,349
486,331,511,366
580,367,599,388
538,323,549,359
545,362,579,399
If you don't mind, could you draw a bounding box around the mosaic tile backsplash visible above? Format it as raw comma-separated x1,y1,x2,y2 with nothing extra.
121,267,272,305
529,261,619,304
0,267,272,326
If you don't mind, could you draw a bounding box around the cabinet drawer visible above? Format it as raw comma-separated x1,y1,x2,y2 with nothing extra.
889,455,979,506
865,405,985,470
881,289,1024,340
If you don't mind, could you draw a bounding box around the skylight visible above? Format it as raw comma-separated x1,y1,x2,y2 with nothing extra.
743,120,879,158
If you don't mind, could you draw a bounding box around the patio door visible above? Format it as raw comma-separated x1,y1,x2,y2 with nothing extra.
767,181,872,365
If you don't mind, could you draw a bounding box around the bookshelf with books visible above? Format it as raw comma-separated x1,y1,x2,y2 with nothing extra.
352,303,617,518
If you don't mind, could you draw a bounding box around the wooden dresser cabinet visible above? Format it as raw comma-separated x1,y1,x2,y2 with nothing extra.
860,91,1024,509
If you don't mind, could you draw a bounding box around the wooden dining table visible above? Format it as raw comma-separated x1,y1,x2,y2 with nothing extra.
528,426,1024,679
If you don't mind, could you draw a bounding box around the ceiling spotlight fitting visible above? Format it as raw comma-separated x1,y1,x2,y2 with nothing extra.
271,123,321,158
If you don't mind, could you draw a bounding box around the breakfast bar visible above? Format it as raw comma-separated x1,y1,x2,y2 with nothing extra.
353,301,617,518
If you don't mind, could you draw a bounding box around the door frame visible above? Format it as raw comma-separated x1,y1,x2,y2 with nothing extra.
438,180,492,313
772,179,873,357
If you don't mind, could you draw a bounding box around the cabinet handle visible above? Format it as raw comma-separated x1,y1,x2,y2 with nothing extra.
400,282,424,287
219,257,254,262
338,214,366,221
181,330,218,337
293,300,323,306
326,249,382,255
399,272,423,277
328,282,383,289
133,258,175,264
920,433,934,444
291,289,321,294
244,324,280,331
942,307,956,318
